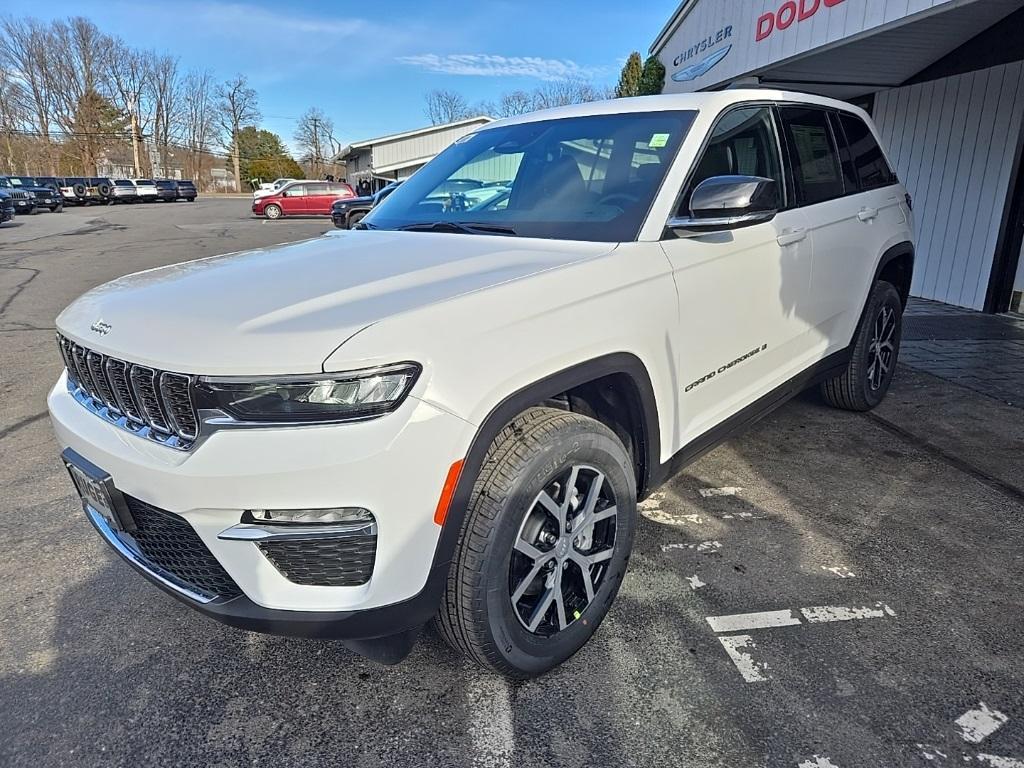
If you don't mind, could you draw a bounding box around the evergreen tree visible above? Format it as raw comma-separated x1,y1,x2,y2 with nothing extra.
639,55,667,96
615,52,644,98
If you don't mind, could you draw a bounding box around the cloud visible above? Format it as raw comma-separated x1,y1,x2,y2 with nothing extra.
396,53,605,82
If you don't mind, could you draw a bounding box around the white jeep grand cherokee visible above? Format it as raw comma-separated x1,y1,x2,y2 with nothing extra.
49,91,913,677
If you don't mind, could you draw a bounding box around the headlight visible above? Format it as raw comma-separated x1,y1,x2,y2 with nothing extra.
196,362,421,423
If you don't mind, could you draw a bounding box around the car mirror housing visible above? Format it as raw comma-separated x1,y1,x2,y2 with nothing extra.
668,175,779,236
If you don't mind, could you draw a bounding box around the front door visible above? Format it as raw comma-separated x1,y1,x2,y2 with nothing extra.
279,184,307,214
659,104,816,443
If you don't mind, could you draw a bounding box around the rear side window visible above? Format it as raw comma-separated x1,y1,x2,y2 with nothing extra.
779,107,844,205
838,112,896,190
305,182,328,195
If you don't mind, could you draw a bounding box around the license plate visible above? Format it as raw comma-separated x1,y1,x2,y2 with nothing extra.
62,448,133,532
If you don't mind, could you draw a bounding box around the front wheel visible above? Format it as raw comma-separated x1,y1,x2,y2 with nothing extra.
821,280,903,411
264,203,282,220
435,407,636,678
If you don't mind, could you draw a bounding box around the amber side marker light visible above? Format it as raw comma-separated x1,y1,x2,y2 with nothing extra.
434,459,465,526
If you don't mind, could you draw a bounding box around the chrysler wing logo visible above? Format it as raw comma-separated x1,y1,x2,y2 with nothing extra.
672,44,732,82
90,320,112,336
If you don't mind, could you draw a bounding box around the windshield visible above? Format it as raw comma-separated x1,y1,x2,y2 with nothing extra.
115,180,133,186
364,110,695,242
7,176,33,186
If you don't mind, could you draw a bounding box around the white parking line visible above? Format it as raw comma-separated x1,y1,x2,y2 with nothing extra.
956,702,1009,744
465,672,514,768
976,755,1024,768
798,757,840,768
718,635,770,682
707,610,801,633
821,565,856,578
801,604,896,623
700,486,743,497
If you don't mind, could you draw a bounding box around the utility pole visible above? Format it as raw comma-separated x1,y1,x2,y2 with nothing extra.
311,116,322,177
129,98,142,178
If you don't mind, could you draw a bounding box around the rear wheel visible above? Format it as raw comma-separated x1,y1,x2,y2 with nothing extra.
435,407,636,678
821,280,903,411
264,203,283,220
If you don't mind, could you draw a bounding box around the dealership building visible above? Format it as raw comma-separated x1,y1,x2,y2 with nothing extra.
652,0,1024,314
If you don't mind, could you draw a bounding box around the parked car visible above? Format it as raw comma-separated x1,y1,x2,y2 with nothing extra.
331,181,402,229
154,179,178,201
48,90,913,678
90,178,116,205
0,177,39,214
253,178,296,199
111,179,139,204
0,175,62,213
176,180,198,202
131,179,159,202
59,177,109,206
252,180,355,219
0,189,14,224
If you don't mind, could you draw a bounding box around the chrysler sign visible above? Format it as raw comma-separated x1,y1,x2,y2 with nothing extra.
756,0,845,42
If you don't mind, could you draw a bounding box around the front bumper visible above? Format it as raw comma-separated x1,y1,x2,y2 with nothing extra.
48,372,475,639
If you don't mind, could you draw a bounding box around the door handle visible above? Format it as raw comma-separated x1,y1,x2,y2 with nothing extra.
776,228,807,246
857,207,879,222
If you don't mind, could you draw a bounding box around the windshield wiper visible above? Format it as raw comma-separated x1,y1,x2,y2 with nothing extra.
352,220,378,230
397,221,517,236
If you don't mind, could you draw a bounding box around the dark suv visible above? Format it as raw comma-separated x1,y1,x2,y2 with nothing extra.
0,189,15,223
154,179,178,202
176,179,197,202
0,175,62,213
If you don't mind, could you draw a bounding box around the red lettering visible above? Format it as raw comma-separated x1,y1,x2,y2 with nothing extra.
777,1,797,29
755,13,775,41
798,0,821,21
824,0,845,6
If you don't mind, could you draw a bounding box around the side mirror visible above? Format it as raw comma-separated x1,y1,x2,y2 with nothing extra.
668,175,780,236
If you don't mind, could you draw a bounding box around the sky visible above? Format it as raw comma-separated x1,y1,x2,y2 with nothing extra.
33,0,681,152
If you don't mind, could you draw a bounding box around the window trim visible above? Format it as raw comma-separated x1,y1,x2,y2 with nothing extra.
665,100,791,231
777,104,849,208
834,109,900,191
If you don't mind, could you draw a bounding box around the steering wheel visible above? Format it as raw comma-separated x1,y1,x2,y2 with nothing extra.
596,192,640,211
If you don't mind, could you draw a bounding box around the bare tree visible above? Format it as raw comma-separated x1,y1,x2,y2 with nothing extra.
0,18,57,173
531,79,610,111
498,90,533,117
104,38,150,176
47,17,115,174
0,67,28,172
216,74,260,191
424,89,470,125
294,107,340,179
149,54,181,177
181,69,217,185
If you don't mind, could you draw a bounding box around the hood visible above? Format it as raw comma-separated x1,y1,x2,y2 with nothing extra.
57,230,615,376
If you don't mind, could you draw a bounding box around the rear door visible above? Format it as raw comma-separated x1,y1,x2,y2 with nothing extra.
279,184,307,214
776,106,903,353
304,182,332,214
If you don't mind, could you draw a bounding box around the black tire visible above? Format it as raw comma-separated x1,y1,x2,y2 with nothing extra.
264,203,283,220
96,182,112,197
72,183,87,198
821,280,903,411
435,406,636,678
28,205,39,215
52,204,63,213
347,211,366,228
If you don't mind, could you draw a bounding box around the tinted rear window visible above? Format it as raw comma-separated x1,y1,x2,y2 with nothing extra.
779,107,845,206
155,181,175,189
838,112,896,190
115,180,134,186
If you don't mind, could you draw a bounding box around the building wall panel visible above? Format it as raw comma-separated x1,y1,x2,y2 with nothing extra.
873,62,1024,309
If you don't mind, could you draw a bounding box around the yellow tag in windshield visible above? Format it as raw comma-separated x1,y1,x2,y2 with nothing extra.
649,133,670,148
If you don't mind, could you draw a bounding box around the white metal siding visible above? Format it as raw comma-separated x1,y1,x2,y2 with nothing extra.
873,61,1024,309
657,0,961,92
372,122,487,170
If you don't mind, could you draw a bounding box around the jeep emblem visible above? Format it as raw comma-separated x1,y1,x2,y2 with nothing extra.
90,320,112,336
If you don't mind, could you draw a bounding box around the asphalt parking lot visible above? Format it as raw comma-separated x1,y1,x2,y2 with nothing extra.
1,199,1022,768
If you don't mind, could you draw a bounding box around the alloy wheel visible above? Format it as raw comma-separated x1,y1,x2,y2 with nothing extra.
867,304,897,392
509,464,617,636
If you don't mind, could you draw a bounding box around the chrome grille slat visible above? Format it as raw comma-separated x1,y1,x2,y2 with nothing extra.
104,358,141,422
160,372,198,440
56,335,197,450
86,351,118,411
129,365,171,433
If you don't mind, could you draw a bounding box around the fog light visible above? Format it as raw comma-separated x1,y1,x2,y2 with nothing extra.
244,507,373,525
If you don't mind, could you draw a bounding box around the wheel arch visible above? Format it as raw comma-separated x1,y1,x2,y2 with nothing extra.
875,241,915,308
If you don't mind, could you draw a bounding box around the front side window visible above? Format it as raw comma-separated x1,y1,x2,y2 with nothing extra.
679,105,784,215
365,110,697,242
779,107,844,205
838,112,896,190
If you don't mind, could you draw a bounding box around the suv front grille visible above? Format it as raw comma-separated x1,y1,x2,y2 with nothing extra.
123,495,242,600
58,334,199,450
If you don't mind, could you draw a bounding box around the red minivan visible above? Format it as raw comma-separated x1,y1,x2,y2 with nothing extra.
252,180,355,219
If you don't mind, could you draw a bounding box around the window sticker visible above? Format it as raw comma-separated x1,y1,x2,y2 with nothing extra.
649,133,670,149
